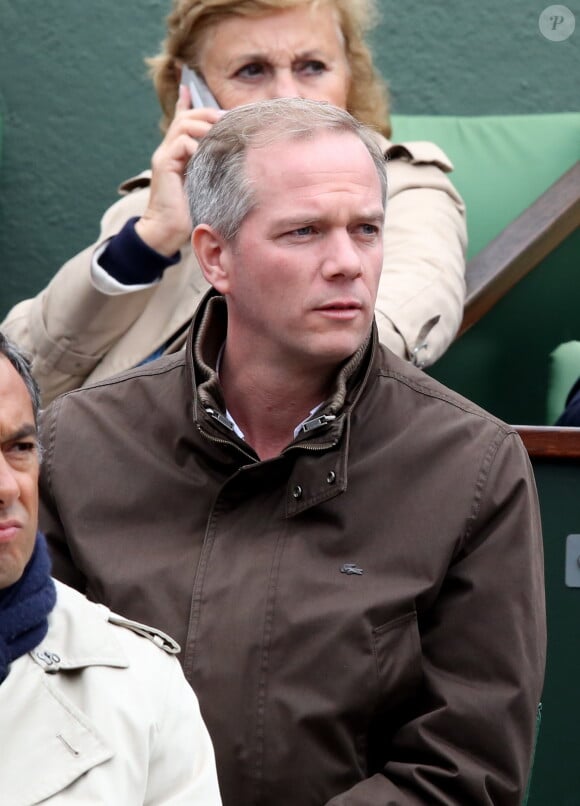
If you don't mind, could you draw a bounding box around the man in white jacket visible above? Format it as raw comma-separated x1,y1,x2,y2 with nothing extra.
0,331,223,805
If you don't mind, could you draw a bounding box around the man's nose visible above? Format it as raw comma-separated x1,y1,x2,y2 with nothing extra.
270,69,301,99
321,232,363,280
0,455,19,508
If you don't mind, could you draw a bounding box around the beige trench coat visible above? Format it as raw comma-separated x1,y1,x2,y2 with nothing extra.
2,135,466,405
0,581,222,806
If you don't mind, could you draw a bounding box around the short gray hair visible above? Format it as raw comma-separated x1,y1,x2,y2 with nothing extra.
185,97,387,240
0,332,42,426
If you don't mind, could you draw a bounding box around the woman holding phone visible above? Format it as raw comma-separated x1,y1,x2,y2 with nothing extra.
2,0,467,405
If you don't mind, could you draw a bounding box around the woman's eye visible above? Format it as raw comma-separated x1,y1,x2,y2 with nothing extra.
297,60,327,75
235,62,265,79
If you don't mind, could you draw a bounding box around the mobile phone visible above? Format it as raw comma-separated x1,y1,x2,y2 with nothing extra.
181,65,221,110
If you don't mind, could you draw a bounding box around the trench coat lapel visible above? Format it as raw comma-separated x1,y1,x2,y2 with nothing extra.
0,655,113,805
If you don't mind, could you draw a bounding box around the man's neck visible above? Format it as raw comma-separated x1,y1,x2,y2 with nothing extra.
219,347,334,461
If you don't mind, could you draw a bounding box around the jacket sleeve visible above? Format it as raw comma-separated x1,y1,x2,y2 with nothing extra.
145,652,223,805
326,431,546,805
376,142,467,367
0,185,159,404
38,396,89,592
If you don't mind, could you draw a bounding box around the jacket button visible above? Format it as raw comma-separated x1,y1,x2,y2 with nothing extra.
36,650,61,665
326,471,336,485
292,484,303,500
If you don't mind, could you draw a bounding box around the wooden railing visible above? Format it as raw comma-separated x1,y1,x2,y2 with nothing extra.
459,162,580,336
516,426,580,458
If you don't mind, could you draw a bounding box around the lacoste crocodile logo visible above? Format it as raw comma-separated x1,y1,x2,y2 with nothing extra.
340,563,364,576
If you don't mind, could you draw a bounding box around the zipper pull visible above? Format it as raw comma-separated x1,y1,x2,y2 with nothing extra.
299,414,336,434
205,407,235,432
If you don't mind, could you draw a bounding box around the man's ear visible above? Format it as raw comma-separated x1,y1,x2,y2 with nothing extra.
192,224,231,294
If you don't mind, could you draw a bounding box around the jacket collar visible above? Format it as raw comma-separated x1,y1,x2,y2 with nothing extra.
30,581,130,673
185,289,377,459
0,655,114,804
0,582,123,804
2,584,182,803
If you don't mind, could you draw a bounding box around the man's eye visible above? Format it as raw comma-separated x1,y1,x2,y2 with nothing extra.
11,441,37,454
235,63,265,79
359,224,380,236
292,226,314,236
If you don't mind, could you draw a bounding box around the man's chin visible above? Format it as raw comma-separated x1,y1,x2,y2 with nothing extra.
309,334,369,366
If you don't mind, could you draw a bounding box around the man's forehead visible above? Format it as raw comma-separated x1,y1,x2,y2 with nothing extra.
245,128,364,167
244,130,381,198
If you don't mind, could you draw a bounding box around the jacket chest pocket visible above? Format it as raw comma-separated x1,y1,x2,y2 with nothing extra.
372,610,423,711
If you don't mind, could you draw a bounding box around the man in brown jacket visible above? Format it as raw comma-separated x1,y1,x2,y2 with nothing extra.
40,99,546,806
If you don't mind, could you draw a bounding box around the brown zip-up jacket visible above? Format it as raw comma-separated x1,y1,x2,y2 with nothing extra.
40,292,546,805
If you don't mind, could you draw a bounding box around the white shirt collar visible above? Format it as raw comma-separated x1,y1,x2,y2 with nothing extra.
216,344,322,440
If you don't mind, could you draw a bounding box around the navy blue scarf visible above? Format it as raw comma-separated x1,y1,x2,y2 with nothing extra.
0,533,56,684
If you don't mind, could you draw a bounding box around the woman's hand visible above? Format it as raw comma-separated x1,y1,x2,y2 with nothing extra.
135,86,224,256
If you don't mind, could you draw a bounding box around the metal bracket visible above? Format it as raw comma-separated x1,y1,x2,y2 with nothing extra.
565,534,580,587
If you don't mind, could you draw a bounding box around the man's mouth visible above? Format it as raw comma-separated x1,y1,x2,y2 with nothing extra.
316,300,362,318
0,520,22,542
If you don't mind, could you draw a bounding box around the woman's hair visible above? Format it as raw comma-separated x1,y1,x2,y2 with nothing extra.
146,0,391,137
184,97,387,241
